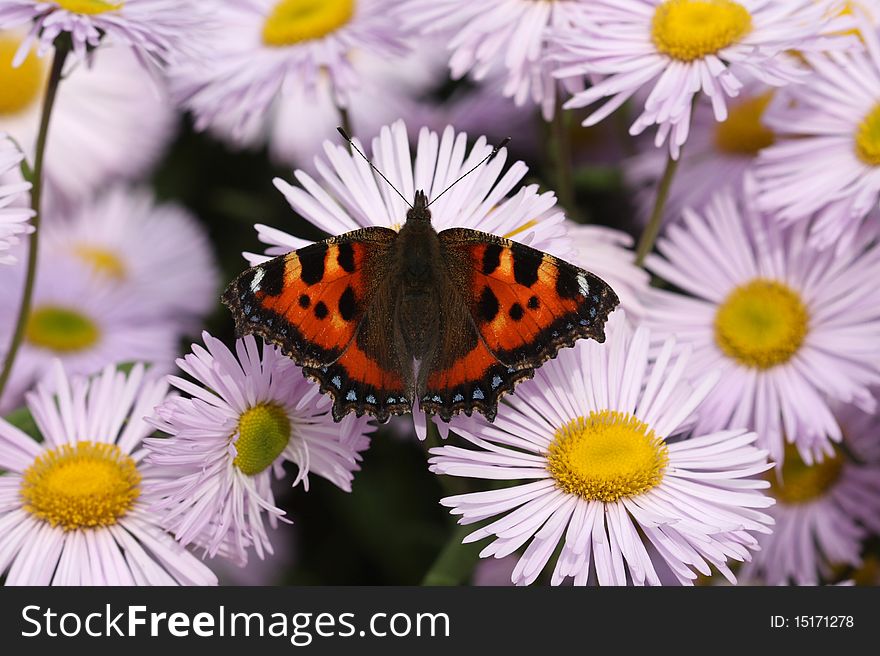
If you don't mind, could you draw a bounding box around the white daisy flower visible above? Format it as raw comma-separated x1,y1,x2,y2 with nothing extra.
247,120,572,267
0,257,178,414
756,19,880,250
566,222,650,321
42,186,219,331
551,0,841,158
0,33,177,205
625,82,775,225
0,136,33,266
0,361,217,585
742,409,880,585
398,0,584,120
643,187,880,466
170,0,409,142
0,0,204,69
144,333,373,564
431,314,774,586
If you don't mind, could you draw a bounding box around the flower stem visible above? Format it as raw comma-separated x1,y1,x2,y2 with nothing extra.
550,104,575,214
421,523,483,586
634,151,680,267
0,43,70,401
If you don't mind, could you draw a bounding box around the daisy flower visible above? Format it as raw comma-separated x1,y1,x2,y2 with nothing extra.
741,408,880,585
642,188,880,466
170,0,409,142
0,136,33,265
0,361,217,585
0,0,204,68
430,315,774,586
0,257,178,413
551,0,840,158
144,333,373,564
42,186,219,331
756,19,880,250
566,222,650,321
247,120,572,267
0,33,177,204
398,0,584,120
625,82,775,225
239,49,435,171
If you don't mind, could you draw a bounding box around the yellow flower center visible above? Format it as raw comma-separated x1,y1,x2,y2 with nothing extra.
714,92,775,156
0,35,44,117
73,245,127,281
547,411,669,502
855,103,880,166
233,403,291,476
262,0,355,47
652,0,752,62
714,280,809,370
770,444,843,504
25,305,101,353
41,0,124,15
20,441,140,530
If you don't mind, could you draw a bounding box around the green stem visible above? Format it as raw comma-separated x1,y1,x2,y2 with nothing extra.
550,105,575,214
420,523,483,586
634,151,680,267
0,43,69,400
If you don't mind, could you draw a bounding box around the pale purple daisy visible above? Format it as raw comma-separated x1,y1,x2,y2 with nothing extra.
643,187,880,466
398,0,584,120
247,120,572,267
42,186,219,331
170,0,409,142
566,222,650,321
144,333,373,564
0,0,205,69
741,406,880,585
551,0,843,158
625,82,775,225
0,256,178,414
0,361,217,585
430,314,774,586
0,35,177,205
0,136,33,266
756,19,880,251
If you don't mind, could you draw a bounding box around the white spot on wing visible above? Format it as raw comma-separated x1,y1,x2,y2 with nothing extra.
577,272,589,297
251,268,265,292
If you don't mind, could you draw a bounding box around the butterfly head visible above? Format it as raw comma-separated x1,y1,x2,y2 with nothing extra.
406,190,432,223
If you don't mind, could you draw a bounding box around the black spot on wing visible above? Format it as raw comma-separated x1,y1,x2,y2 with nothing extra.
337,242,356,273
247,256,285,297
314,301,328,319
482,243,502,275
299,294,311,309
527,295,540,310
338,285,358,322
509,303,524,321
478,286,499,323
299,243,327,285
512,248,541,287
555,264,581,300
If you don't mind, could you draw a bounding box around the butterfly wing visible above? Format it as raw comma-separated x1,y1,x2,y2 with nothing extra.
421,228,619,421
222,227,411,422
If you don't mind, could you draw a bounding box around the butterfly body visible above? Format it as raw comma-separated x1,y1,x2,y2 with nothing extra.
223,190,619,424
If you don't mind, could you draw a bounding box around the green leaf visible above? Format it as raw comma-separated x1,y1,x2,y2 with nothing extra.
3,406,41,441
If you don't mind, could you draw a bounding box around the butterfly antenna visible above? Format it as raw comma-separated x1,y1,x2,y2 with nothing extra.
426,137,511,208
336,127,413,209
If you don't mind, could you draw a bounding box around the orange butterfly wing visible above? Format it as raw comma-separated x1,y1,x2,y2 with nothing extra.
222,228,411,421
420,229,619,421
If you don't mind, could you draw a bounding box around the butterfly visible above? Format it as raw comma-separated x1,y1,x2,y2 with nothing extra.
222,132,619,424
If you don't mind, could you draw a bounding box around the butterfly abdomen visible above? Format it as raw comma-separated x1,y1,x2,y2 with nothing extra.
393,219,443,362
